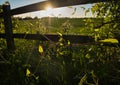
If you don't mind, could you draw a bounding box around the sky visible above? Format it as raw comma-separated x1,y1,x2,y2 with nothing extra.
0,0,93,18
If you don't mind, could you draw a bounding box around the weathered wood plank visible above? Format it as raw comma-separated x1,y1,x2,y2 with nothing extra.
0,34,6,38
0,33,94,43
0,13,3,18
14,34,94,43
3,4,15,50
1,33,119,47
0,0,111,17
11,0,110,15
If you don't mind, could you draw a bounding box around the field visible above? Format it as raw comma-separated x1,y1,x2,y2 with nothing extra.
0,17,120,85
13,17,101,35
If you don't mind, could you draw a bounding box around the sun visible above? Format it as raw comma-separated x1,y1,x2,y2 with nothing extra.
45,6,53,16
46,6,53,11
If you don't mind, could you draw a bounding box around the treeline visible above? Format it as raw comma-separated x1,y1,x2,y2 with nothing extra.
13,16,102,20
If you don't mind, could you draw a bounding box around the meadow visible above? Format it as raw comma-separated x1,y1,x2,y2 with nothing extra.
0,17,120,85
13,17,101,35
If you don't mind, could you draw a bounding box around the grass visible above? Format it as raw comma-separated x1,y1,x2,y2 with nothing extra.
13,17,101,35
0,17,120,85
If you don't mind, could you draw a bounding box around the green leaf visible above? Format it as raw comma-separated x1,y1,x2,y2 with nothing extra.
94,29,99,32
57,32,62,36
99,39,119,43
72,8,77,15
78,74,87,85
67,40,70,45
68,6,73,9
85,54,90,59
81,6,86,11
35,76,39,80
60,43,63,46
85,9,90,16
38,45,44,53
26,68,31,76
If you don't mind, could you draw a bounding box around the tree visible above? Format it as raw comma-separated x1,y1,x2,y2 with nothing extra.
80,1,120,85
34,16,38,20
23,16,33,20
91,0,120,42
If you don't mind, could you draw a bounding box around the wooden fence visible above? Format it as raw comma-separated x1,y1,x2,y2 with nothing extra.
0,0,118,50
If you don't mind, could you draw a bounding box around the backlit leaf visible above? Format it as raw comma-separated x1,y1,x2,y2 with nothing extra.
60,43,63,46
85,54,90,59
68,6,73,8
94,29,99,32
26,68,31,76
81,7,86,11
35,76,39,80
72,8,77,15
78,74,87,85
85,8,90,16
57,32,62,36
68,40,70,45
99,39,119,43
39,45,43,53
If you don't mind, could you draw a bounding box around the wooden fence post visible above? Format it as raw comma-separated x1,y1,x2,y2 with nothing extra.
3,3,15,50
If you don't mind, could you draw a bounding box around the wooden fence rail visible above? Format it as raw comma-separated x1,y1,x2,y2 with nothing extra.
0,0,119,50
0,33,94,43
0,0,110,16
1,33,119,47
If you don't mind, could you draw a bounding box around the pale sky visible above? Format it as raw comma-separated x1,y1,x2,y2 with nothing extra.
0,0,93,18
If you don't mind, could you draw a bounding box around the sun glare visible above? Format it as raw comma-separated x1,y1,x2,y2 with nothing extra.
46,6,53,11
45,6,54,16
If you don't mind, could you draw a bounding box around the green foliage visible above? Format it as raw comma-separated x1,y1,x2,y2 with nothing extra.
0,1,120,85
0,40,39,85
99,38,119,43
61,20,72,34
77,1,120,85
13,17,101,35
86,0,120,41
